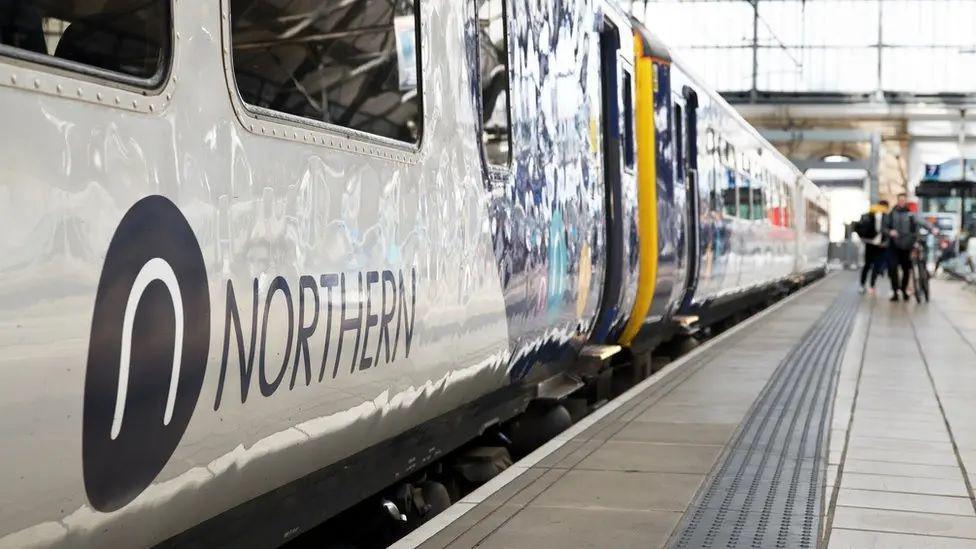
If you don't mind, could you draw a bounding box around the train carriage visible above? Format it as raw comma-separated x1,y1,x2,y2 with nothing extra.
0,1,827,547
622,21,828,346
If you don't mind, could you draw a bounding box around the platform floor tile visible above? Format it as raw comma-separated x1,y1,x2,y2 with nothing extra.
829,528,976,548
832,507,976,539
610,421,737,445
528,469,704,512
474,507,683,549
835,488,975,516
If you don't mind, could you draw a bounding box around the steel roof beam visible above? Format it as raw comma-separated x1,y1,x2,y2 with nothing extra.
760,129,874,143
793,159,870,171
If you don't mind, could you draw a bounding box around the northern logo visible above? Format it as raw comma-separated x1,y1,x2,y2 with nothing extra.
83,196,419,512
83,195,210,512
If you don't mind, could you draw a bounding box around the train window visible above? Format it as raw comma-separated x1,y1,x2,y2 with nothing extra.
683,90,698,173
230,0,422,144
738,177,751,219
763,186,771,221
777,181,788,227
722,170,737,217
709,170,720,213
478,0,511,166
805,200,829,234
622,70,635,169
752,179,765,221
0,0,170,85
674,103,684,180
768,180,780,226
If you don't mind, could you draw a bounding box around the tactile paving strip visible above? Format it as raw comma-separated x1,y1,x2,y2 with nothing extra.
670,288,859,549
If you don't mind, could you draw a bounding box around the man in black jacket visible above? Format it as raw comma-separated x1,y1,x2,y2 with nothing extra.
883,193,918,301
856,200,888,294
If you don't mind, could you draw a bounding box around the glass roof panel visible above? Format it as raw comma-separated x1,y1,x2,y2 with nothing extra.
637,0,976,95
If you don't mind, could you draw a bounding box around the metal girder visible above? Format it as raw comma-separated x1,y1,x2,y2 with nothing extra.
735,102,976,122
761,129,873,142
810,178,868,188
909,135,976,143
793,159,870,171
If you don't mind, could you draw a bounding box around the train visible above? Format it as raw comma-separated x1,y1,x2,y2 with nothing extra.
0,0,828,547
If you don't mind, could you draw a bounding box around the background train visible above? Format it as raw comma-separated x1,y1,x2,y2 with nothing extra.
0,0,828,547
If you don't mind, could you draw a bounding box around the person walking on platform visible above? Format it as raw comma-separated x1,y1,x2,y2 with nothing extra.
883,193,918,301
854,200,889,294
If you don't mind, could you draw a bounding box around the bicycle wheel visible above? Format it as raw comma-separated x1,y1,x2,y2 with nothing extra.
918,262,930,302
912,262,923,303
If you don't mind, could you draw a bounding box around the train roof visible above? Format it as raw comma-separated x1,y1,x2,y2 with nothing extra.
630,17,671,63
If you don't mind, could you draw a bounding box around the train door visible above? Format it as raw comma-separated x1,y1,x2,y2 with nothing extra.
590,16,637,342
679,86,701,310
669,92,689,311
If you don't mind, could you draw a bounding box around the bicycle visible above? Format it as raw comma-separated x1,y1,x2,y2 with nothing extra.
911,234,930,303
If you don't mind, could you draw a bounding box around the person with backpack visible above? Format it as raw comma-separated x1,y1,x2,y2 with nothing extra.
883,193,919,301
855,200,888,294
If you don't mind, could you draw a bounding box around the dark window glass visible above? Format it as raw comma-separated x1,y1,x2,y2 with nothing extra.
230,0,422,143
709,171,720,213
682,88,698,171
0,0,170,82
622,70,634,169
738,178,751,219
805,200,828,234
477,0,510,166
722,169,737,217
674,103,683,180
752,178,765,220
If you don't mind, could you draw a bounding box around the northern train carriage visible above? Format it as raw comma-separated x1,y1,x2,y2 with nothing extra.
621,21,830,349
0,0,827,547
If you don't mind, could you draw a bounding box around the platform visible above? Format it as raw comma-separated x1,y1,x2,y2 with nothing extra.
392,272,976,549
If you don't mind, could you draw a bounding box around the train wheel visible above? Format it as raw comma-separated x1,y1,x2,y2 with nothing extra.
507,402,572,458
418,481,452,520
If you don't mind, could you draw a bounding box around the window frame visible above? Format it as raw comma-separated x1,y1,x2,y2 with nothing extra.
621,67,635,173
0,0,175,96
673,102,684,182
475,0,515,178
221,0,426,159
